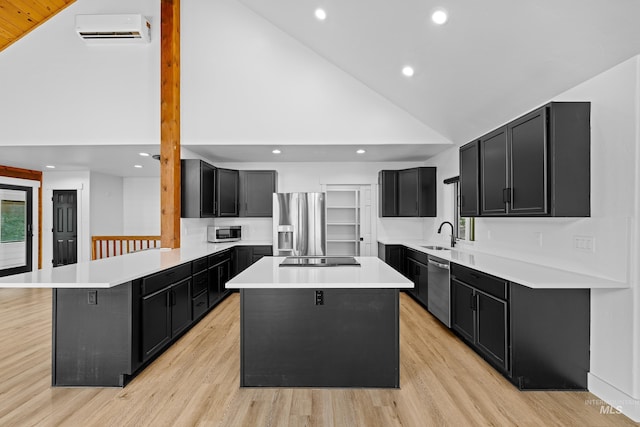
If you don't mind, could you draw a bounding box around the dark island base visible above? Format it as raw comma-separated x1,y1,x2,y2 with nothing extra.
240,288,400,388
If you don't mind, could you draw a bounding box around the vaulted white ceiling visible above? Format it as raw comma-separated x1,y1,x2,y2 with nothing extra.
1,0,640,175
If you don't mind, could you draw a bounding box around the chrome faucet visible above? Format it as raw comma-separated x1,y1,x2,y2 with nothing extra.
437,221,456,248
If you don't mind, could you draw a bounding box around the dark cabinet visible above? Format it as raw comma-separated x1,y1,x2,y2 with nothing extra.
377,242,404,274
234,245,272,276
480,127,509,215
140,264,192,361
170,278,192,337
404,249,428,306
239,170,277,217
141,288,171,360
473,102,590,217
451,264,509,373
459,140,480,217
398,169,418,216
208,249,233,307
378,170,398,217
216,168,239,217
450,263,590,390
378,167,436,217
475,292,508,368
181,159,216,218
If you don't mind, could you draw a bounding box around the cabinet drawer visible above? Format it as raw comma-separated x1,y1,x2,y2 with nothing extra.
142,264,191,297
451,263,508,300
192,256,208,274
406,248,428,265
252,246,272,256
192,271,208,296
209,249,231,267
192,292,208,320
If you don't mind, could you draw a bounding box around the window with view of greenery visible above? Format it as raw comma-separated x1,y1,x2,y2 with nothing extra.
1,200,26,243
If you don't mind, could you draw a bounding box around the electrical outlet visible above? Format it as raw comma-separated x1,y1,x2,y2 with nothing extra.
87,290,97,305
534,232,543,247
573,236,595,253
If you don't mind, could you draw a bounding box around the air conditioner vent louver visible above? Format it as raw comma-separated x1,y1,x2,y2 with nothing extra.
75,14,151,44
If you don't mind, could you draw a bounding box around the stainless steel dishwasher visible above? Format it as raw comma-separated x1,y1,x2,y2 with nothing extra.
427,255,451,327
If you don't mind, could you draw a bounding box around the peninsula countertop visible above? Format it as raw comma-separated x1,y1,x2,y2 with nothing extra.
226,256,413,289
0,241,271,289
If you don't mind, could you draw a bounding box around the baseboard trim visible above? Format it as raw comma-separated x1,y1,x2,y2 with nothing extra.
588,373,640,422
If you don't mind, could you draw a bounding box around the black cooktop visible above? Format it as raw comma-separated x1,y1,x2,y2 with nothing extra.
280,256,361,267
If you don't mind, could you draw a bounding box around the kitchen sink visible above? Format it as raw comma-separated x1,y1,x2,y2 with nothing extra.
421,245,450,251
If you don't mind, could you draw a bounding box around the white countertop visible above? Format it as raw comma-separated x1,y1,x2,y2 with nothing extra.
379,239,628,290
226,256,413,289
0,241,272,289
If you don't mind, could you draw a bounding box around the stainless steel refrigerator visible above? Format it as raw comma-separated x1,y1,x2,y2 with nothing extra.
272,192,326,256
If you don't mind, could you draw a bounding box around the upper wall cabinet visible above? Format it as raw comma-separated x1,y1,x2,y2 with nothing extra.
379,167,437,217
181,159,216,218
216,168,239,217
461,102,590,217
239,170,278,217
459,140,480,217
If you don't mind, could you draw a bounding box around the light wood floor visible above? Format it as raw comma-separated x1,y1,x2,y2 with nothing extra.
0,288,636,427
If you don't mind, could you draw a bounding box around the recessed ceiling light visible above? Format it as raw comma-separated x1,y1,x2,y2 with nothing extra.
402,66,415,77
134,165,143,168
45,165,55,169
431,9,448,25
356,149,366,154
139,152,150,157
315,8,327,21
272,149,282,154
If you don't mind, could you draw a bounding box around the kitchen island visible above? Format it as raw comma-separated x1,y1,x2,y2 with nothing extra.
226,256,413,388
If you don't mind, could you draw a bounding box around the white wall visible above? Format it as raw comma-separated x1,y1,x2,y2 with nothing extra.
42,171,91,264
123,177,160,235
180,0,449,146
90,172,123,235
0,0,159,146
425,56,640,420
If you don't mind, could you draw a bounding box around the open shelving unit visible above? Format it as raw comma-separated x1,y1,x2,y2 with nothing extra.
325,189,360,256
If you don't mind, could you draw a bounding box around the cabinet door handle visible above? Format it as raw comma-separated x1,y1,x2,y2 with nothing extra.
470,294,477,311
502,188,511,204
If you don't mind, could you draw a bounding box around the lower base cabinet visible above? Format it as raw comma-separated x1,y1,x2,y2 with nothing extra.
234,245,272,276
404,249,428,307
451,263,589,390
52,249,239,387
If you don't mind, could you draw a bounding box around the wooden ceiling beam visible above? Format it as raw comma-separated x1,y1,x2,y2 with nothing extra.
160,0,181,249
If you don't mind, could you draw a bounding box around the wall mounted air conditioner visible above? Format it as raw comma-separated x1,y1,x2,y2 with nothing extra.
75,14,151,44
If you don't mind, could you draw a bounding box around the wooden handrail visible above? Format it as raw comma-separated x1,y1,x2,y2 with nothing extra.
91,235,161,260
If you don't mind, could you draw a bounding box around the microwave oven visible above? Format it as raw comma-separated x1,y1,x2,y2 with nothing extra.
208,226,241,243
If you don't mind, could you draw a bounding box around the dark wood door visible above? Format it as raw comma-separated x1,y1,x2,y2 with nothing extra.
171,278,192,337
240,171,276,217
398,169,418,216
459,140,480,217
480,127,508,215
216,168,239,217
476,291,508,371
141,289,171,361
53,190,77,266
378,170,398,217
508,108,548,215
451,279,475,343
